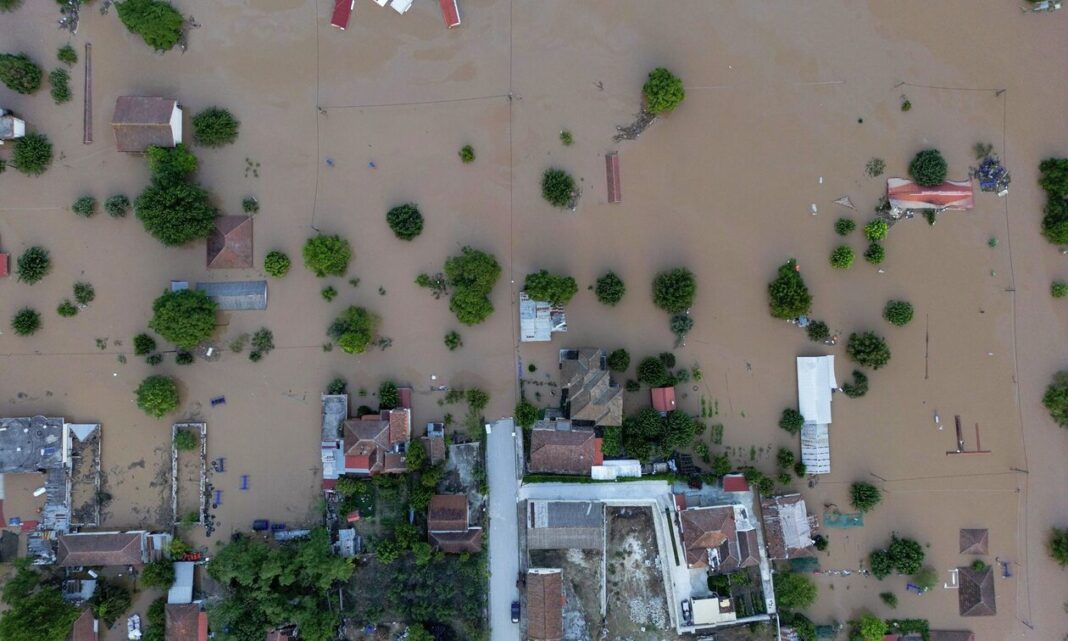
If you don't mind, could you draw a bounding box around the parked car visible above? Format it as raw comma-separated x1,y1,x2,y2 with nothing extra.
680,598,692,625
511,601,521,623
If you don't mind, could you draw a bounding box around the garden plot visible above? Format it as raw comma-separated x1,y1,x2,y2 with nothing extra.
170,423,207,526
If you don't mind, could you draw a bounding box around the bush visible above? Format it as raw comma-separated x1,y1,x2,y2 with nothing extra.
149,289,218,349
884,300,913,326
0,53,42,94
458,144,475,163
865,158,886,178
146,144,198,183
1041,198,1068,245
595,271,625,305
541,168,576,208
11,308,40,336
325,378,346,395
670,313,694,344
515,400,538,429
115,0,184,51
912,566,938,592
321,286,337,302
16,246,51,284
559,129,573,146
444,330,462,351
607,348,630,372
870,549,893,579
191,107,239,147
830,245,854,269
135,182,217,246
776,447,795,469
624,379,640,393
141,559,175,589
779,408,804,434
250,328,274,360
637,357,671,387
71,196,96,217
1042,371,1068,428
239,196,259,214
835,217,856,236
89,580,132,627
146,353,163,366
57,44,77,66
386,203,424,240
444,246,501,325
864,242,885,265
847,332,891,369
174,430,198,451
659,352,676,368
909,149,948,187
850,481,881,512
813,534,827,551
175,350,194,365
768,259,812,319
49,68,71,104
864,219,889,242
642,67,685,114
57,300,78,317
105,194,131,217
136,375,179,418
263,250,291,278
73,282,95,305
842,370,869,398
652,267,696,313
794,461,807,478
328,306,378,354
303,234,352,277
378,382,399,410
133,333,157,356
0,0,22,12
1052,282,1068,298
879,592,897,608
1049,527,1068,567
524,270,578,306
806,320,829,342
11,132,53,176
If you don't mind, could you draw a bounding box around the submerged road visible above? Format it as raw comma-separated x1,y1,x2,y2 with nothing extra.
486,418,521,641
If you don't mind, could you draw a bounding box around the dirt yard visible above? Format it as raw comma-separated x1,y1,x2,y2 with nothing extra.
69,429,101,526
174,432,204,527
605,507,674,641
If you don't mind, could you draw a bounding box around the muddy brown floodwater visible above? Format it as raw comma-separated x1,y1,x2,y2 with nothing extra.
1,1,1067,639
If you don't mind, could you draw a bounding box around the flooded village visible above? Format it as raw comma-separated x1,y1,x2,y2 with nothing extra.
1,2,1067,641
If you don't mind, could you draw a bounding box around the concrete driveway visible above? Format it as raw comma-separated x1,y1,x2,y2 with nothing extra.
486,418,521,641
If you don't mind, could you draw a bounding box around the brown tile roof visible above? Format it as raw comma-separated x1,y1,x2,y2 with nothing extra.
57,532,145,567
265,626,297,641
382,452,406,473
529,426,600,476
526,569,563,641
422,435,446,464
69,608,97,641
681,506,734,569
957,567,996,616
959,528,988,555
388,409,410,444
428,494,469,532
111,97,178,152
207,216,253,269
165,604,205,641
559,348,623,426
429,528,482,554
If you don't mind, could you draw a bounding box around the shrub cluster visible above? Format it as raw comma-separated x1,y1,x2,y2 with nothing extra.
49,68,71,104
105,194,131,217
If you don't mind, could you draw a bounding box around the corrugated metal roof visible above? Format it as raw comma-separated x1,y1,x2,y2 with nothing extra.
195,281,267,311
800,423,830,474
167,562,194,604
797,356,836,425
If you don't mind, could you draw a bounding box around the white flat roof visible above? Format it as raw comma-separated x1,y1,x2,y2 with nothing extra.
796,356,836,425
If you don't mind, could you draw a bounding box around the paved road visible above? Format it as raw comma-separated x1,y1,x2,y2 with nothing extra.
486,418,521,641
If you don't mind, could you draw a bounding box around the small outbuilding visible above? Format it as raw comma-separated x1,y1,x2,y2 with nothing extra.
605,152,621,203
959,528,989,555
207,216,254,269
167,562,195,604
439,0,460,27
651,387,676,413
331,0,355,29
111,97,182,153
888,178,974,212
0,109,25,143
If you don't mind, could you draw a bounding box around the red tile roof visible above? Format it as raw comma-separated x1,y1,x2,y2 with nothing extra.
70,609,97,641
651,387,676,412
429,528,482,554
428,495,468,532
388,409,410,444
398,386,412,409
207,216,254,269
605,152,621,204
166,604,204,641
529,428,599,476
57,532,145,567
422,435,446,464
527,569,563,641
722,474,748,492
0,253,8,278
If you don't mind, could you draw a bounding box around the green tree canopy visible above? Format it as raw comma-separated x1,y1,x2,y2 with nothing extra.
115,0,184,51
1042,371,1068,428
652,267,696,313
264,250,291,278
768,259,813,319
136,375,179,418
303,234,352,277
847,331,891,369
595,271,625,305
830,245,855,269
386,203,424,240
541,168,576,208
1049,527,1068,567
779,408,804,434
328,306,378,354
0,561,80,641
379,381,399,409
849,481,881,513
524,270,578,306
885,535,924,575
515,399,538,429
1039,158,1068,199
856,613,888,641
909,149,948,187
444,246,501,325
637,356,671,387
15,246,51,284
147,144,198,183
191,107,240,147
606,348,630,372
883,300,913,326
773,571,817,610
11,308,41,336
11,131,53,176
149,289,218,348
0,52,42,94
135,181,218,246
642,67,685,114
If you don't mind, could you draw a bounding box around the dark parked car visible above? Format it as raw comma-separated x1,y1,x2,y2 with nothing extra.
511,601,521,623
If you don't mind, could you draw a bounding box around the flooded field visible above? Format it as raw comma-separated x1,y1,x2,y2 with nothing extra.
1,1,1067,639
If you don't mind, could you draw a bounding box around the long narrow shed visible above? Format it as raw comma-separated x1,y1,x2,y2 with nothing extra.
195,281,267,311
796,356,836,425
439,0,461,27
605,152,621,203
